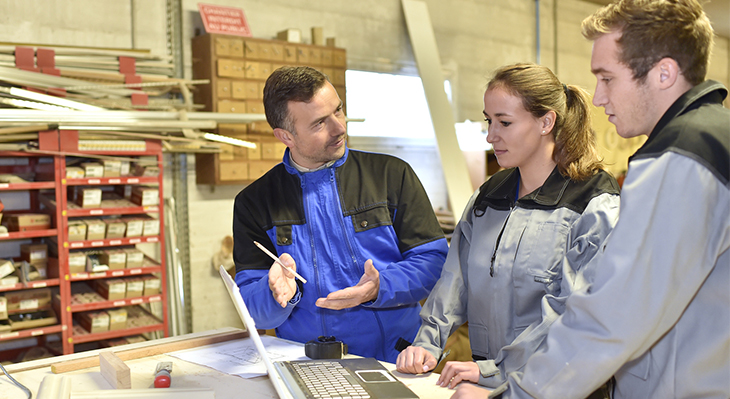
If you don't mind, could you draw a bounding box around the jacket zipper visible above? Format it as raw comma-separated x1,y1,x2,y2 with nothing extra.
302,176,327,335
490,207,514,277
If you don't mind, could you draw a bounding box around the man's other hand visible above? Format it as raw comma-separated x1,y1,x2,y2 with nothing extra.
450,383,491,399
315,259,379,310
396,346,437,374
438,361,479,388
268,253,297,307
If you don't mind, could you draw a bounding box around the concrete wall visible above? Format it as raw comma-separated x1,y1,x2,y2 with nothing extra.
0,0,728,334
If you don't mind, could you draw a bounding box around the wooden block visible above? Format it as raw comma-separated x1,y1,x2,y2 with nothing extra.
99,351,131,389
312,27,324,46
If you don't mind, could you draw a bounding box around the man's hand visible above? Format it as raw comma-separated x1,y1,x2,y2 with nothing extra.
315,259,379,310
396,346,437,374
268,253,297,308
450,383,492,399
438,361,480,388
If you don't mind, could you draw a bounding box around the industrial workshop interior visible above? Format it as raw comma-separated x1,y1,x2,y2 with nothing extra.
0,0,728,398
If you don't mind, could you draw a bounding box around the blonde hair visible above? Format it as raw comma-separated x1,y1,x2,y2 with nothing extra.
487,63,603,180
582,0,714,85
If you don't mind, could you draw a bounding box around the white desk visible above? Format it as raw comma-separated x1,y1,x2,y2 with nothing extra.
1,328,459,399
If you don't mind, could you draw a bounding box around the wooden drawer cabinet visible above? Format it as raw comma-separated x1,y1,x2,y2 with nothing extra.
192,33,347,185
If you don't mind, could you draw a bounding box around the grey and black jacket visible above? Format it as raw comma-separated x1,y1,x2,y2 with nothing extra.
500,81,730,399
413,166,620,384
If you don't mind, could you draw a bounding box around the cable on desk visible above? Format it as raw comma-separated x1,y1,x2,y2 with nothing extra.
0,363,32,399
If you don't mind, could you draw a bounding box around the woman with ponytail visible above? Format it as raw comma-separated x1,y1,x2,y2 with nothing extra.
396,64,619,398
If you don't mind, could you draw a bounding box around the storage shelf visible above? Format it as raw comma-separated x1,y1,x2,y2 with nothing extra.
39,195,159,217
0,324,63,342
65,176,159,186
71,323,164,344
0,229,59,241
69,294,163,313
0,279,61,293
70,266,162,281
64,235,160,249
0,181,56,191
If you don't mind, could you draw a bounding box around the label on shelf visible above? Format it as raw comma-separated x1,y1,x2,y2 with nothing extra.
109,179,121,184
131,298,143,304
146,237,159,243
112,271,124,277
113,300,126,306
110,240,122,246
31,282,48,288
129,238,141,244
128,178,139,184
20,299,39,310
130,269,142,274
90,210,104,215
31,329,44,336
91,241,104,247
1,332,20,339
70,242,84,248
0,183,8,188
73,273,89,279
150,296,162,302
88,179,101,184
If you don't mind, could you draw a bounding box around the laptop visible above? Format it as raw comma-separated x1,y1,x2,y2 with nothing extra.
219,266,419,399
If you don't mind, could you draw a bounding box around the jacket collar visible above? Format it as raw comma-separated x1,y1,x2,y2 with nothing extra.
632,80,728,161
483,166,570,208
283,146,350,175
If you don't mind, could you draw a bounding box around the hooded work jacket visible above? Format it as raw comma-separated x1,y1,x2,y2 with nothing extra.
498,81,730,399
414,166,620,380
232,147,448,363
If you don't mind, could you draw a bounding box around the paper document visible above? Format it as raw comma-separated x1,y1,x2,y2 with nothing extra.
169,335,309,378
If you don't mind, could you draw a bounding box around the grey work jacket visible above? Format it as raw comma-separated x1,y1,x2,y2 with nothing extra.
413,167,620,382
498,81,730,399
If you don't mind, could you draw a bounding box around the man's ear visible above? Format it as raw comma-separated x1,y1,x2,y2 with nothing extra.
655,57,680,89
541,110,557,135
273,128,294,147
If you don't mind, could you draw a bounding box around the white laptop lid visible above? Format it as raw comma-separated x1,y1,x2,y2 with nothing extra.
219,266,295,399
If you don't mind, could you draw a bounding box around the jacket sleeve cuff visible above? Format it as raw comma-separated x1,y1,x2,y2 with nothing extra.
477,359,506,388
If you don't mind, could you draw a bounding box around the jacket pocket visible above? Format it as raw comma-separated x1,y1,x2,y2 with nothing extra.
276,225,293,246
350,205,392,233
468,322,490,359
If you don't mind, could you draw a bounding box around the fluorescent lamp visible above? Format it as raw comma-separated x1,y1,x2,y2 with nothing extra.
202,132,257,149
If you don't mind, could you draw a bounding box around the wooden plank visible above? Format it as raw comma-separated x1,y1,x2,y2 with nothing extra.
0,124,52,135
100,351,131,389
69,388,215,399
51,329,249,374
36,375,72,399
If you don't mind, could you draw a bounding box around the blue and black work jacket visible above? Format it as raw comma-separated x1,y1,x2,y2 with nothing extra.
232,147,448,363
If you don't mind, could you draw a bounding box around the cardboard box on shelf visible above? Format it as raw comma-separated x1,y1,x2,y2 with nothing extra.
141,217,160,236
18,261,47,283
5,288,51,312
130,186,159,206
95,279,126,301
104,219,126,239
107,308,127,331
80,162,103,178
1,275,19,286
125,278,144,298
114,185,132,199
133,164,159,177
0,296,7,319
142,276,161,296
5,214,51,232
68,220,87,241
77,188,102,208
77,311,109,333
99,250,126,270
0,259,15,279
123,248,144,268
8,309,57,331
102,160,122,177
20,244,47,265
84,219,106,240
86,254,108,273
66,167,85,179
121,218,143,237
120,161,131,176
68,252,87,274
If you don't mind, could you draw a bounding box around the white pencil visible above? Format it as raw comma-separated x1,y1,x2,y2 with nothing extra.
253,241,308,284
